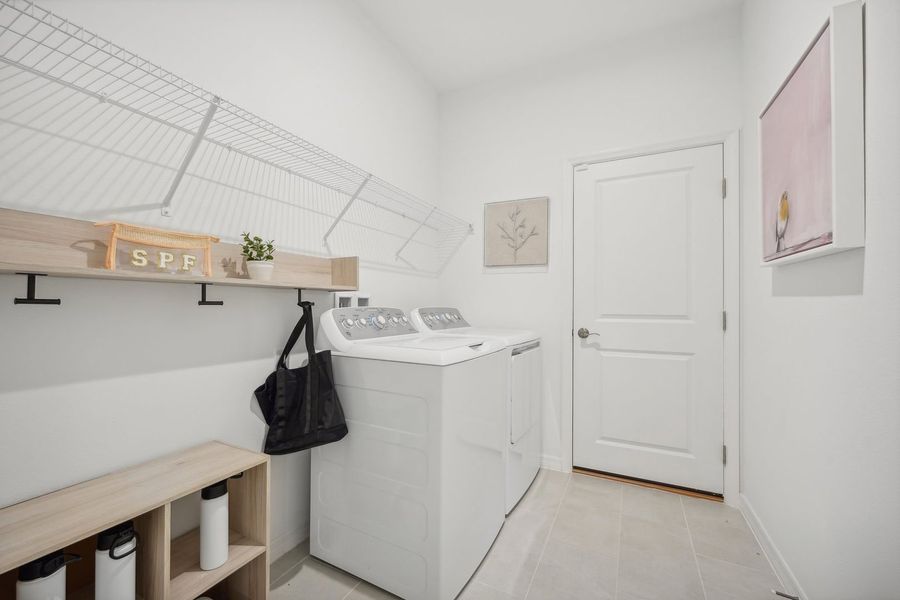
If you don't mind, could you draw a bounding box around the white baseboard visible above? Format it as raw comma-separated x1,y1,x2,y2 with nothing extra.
739,493,806,600
270,520,309,563
541,454,569,472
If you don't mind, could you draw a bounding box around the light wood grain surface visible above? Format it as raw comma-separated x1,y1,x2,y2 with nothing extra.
0,208,359,291
0,441,267,575
169,528,265,600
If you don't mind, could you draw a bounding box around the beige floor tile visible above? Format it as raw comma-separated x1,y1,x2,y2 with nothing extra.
620,514,693,556
514,469,569,513
473,518,550,598
617,544,705,600
547,503,620,552
617,514,702,600
569,472,622,492
270,556,359,600
562,475,622,515
268,481,783,600
271,540,311,584
526,537,617,600
697,554,781,600
681,497,771,572
689,521,771,572
458,580,519,600
682,496,750,530
345,580,402,599
621,485,687,530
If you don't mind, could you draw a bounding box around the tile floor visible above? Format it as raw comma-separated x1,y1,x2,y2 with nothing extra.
270,470,783,600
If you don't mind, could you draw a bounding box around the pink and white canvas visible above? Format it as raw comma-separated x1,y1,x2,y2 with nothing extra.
760,25,833,261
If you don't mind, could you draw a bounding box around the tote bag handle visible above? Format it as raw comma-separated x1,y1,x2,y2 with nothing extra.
275,302,320,431
277,302,315,369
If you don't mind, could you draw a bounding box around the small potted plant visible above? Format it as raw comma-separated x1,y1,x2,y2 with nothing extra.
240,232,275,281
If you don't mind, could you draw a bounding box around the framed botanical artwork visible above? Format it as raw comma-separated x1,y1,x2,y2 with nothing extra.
484,197,549,267
759,0,864,265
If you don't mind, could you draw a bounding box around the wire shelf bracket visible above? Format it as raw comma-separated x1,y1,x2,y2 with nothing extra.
396,206,436,261
0,0,474,275
161,96,220,217
322,173,371,245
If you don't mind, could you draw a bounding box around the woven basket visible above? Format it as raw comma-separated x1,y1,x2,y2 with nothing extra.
95,222,220,275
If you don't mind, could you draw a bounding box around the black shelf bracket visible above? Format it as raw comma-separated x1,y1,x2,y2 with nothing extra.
297,289,314,307
197,282,223,306
14,273,61,305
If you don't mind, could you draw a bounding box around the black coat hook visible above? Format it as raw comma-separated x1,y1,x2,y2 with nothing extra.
14,273,60,305
297,289,314,307
197,282,223,306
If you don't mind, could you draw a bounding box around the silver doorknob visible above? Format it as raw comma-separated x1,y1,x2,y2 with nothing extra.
577,327,593,339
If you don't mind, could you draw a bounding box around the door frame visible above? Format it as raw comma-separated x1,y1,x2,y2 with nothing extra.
560,131,741,505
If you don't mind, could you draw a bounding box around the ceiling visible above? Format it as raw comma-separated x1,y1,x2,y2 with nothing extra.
353,0,742,92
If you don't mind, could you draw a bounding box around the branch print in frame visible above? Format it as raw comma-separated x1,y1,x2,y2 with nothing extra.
484,197,549,267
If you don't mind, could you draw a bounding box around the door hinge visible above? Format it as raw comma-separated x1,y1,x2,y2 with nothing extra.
723,445,727,465
722,310,727,331
722,177,727,199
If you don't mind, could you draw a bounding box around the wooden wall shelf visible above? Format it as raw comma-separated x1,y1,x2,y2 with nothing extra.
0,209,359,292
0,441,270,600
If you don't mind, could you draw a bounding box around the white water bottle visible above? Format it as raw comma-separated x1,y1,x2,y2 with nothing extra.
200,479,230,570
17,550,80,600
95,520,138,600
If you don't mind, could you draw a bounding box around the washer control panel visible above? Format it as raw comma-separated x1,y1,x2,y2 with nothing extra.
331,307,417,339
416,307,469,330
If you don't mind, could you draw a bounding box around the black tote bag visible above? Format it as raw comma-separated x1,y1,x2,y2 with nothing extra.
254,301,348,455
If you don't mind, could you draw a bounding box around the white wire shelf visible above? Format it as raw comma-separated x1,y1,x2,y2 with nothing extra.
0,0,471,275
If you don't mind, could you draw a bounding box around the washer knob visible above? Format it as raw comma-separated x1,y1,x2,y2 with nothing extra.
373,315,387,329
341,318,354,328
400,315,409,324
356,318,367,328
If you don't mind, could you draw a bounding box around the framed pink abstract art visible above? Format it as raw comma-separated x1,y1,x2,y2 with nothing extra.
759,0,865,265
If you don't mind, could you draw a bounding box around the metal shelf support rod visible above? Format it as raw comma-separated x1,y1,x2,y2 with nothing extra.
13,272,60,305
323,174,371,244
161,96,219,216
396,207,436,260
197,282,223,306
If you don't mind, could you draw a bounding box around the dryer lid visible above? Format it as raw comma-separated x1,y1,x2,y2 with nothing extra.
336,335,505,366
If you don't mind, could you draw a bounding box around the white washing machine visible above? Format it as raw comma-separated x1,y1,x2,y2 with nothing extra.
312,307,508,600
410,308,542,515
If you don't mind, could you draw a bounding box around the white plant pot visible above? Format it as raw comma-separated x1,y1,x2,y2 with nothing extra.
246,260,274,281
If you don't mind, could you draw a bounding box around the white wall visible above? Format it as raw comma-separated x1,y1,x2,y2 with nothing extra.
436,8,742,468
0,0,440,559
739,1,900,598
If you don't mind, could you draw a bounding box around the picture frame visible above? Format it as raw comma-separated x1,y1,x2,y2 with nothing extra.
758,0,864,266
483,197,549,267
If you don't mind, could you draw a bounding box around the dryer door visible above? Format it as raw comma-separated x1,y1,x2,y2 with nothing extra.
510,342,541,443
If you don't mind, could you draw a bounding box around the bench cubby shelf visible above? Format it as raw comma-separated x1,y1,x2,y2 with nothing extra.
0,441,270,600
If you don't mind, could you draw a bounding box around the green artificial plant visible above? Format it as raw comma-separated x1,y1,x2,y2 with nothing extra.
240,232,275,261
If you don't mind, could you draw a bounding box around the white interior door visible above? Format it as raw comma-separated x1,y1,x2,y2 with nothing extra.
573,144,725,494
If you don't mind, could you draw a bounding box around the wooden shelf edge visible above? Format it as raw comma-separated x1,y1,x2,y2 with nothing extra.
0,262,358,292
69,585,144,600
0,208,359,292
0,442,267,575
169,528,266,600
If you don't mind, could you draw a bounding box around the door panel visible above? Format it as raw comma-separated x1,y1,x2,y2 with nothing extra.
573,145,724,493
595,170,691,318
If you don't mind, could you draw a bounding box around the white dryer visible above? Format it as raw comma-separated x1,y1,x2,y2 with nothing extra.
312,307,508,600
410,308,542,515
